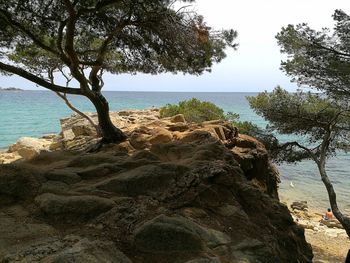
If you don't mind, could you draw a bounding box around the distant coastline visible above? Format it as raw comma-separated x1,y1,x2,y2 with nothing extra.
0,87,23,91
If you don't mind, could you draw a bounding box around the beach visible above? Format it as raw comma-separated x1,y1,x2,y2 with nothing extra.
281,199,350,262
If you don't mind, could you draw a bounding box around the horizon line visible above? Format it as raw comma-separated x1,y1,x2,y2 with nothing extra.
9,89,261,93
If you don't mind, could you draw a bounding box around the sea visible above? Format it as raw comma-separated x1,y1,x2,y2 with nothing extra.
0,90,349,213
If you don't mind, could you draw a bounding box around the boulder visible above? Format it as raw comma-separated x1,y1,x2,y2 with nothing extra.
170,114,186,123
291,201,308,211
129,132,151,150
8,137,51,160
149,127,173,145
134,214,231,253
320,218,344,229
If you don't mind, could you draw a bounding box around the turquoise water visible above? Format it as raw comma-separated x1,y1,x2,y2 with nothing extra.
0,90,349,212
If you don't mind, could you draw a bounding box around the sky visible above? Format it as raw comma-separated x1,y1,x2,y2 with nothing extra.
1,0,349,92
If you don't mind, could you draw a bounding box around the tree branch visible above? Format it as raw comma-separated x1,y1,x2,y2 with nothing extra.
56,91,101,135
0,8,61,57
89,17,131,91
63,0,90,92
280,141,318,161
0,61,82,95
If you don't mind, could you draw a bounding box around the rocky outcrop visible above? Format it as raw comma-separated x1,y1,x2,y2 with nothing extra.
1,109,280,199
0,116,313,262
0,109,314,262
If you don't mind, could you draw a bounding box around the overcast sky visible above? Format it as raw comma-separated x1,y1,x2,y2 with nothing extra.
1,0,349,92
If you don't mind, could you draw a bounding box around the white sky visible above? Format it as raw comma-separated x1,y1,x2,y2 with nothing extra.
1,0,349,92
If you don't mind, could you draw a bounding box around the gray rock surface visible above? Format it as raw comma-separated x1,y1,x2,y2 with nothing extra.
35,193,115,219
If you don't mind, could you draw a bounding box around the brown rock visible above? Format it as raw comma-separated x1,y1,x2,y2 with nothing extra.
170,114,186,123
149,127,173,145
8,137,51,160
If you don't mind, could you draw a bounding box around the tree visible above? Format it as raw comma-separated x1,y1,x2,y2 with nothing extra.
248,87,350,237
0,0,237,143
276,9,350,98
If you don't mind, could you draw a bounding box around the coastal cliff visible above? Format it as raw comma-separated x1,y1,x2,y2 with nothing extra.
0,109,313,262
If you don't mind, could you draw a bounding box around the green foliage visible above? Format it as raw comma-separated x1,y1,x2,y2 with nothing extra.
276,10,350,98
0,0,237,82
160,98,226,123
248,87,350,162
160,98,267,143
233,120,259,135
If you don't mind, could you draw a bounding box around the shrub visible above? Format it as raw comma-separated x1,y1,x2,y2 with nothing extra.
160,98,226,123
160,99,267,142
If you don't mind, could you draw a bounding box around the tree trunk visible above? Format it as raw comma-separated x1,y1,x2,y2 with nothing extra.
87,92,127,144
318,161,350,237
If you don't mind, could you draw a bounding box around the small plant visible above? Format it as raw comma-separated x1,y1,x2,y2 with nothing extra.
160,98,226,123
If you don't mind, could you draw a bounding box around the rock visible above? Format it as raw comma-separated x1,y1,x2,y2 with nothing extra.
62,128,76,141
45,169,82,184
2,236,132,263
0,109,313,263
0,164,43,202
72,125,97,137
230,238,272,262
180,130,213,143
134,215,231,253
41,134,58,140
96,163,189,197
0,152,22,164
170,114,186,123
8,137,51,160
49,139,64,151
41,238,132,263
77,164,116,179
0,212,58,258
185,258,221,263
320,218,344,229
35,193,115,219
129,132,151,149
168,122,189,132
324,228,344,238
149,127,173,145
41,180,70,194
291,201,308,211
67,153,123,167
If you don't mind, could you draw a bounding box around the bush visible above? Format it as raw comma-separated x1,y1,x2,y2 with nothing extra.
160,99,269,143
160,98,226,123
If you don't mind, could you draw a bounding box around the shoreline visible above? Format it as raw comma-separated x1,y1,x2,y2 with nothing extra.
0,148,8,153
282,198,350,262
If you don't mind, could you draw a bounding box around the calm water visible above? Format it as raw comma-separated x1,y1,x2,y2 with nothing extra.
0,90,349,212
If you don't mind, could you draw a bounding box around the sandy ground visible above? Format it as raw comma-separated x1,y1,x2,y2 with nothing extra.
305,228,350,263
281,197,350,262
